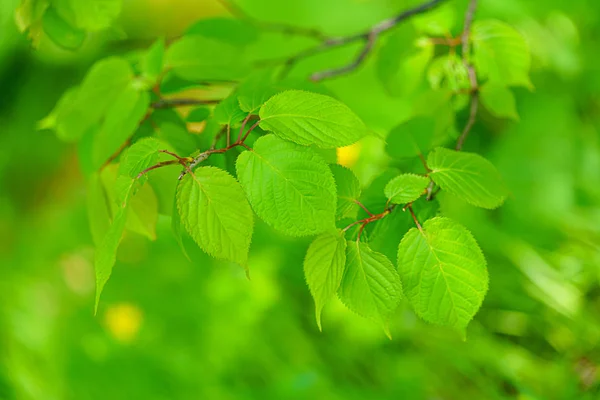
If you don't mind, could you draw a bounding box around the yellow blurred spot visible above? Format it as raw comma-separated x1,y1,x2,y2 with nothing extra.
104,303,143,344
337,143,362,167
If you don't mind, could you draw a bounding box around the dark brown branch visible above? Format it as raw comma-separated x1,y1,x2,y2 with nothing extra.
278,0,447,81
151,98,221,109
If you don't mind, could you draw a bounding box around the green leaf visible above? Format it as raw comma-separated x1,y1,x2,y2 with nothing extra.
44,57,133,142
479,83,519,120
386,117,436,159
214,93,246,126
185,18,258,47
304,230,347,330
42,6,85,50
472,20,532,88
171,196,191,261
118,137,162,179
94,177,134,313
330,164,361,221
384,174,430,204
238,69,279,113
53,0,121,31
338,241,403,335
166,35,246,81
186,107,211,123
126,181,159,241
397,217,488,330
368,197,439,264
427,54,470,92
427,147,509,209
93,87,150,168
236,134,336,236
87,172,111,246
177,166,253,266
259,90,369,149
141,38,165,83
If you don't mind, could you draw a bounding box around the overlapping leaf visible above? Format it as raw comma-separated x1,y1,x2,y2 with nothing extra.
236,134,336,236
428,147,508,209
384,174,429,204
330,164,361,220
304,230,347,329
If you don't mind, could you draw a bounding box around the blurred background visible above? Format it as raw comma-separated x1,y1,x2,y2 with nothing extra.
1,0,600,399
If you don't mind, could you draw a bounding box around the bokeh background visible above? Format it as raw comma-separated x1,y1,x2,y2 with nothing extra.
1,0,600,399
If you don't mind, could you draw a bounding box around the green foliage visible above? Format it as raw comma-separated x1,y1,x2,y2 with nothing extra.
259,90,370,148
339,241,403,336
385,117,435,159
479,82,519,120
397,217,488,332
472,20,532,88
303,230,347,330
384,174,430,205
428,147,508,209
177,167,254,267
236,135,336,236
329,164,361,221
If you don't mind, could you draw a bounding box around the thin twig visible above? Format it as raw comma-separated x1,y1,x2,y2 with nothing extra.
407,204,423,232
353,199,374,217
151,98,221,109
455,0,479,151
278,0,447,81
137,160,181,179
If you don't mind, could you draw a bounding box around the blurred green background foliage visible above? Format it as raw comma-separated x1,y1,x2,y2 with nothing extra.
0,0,599,399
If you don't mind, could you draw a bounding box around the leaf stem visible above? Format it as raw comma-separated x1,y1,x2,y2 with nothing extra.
406,204,423,232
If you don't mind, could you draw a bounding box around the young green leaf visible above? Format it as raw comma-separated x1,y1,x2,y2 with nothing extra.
428,147,508,209
236,134,336,236
126,182,159,241
141,38,165,83
59,0,121,31
237,69,279,113
479,83,519,120
304,230,347,330
118,137,162,179
185,18,258,47
214,93,246,126
177,166,253,266
171,196,191,261
259,90,369,149
397,217,489,331
87,172,111,246
338,241,403,336
330,164,361,220
472,20,532,88
384,174,430,204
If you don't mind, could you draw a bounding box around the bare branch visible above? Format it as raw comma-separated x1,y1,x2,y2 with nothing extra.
151,98,221,109
279,0,447,81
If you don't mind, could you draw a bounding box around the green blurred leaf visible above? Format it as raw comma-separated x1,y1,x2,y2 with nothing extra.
304,230,347,330
259,90,370,149
141,38,165,83
185,18,259,47
428,147,509,209
118,137,162,179
52,0,121,31
41,6,85,50
472,19,532,88
186,107,211,123
397,217,488,331
479,83,519,120
236,134,336,236
214,93,246,126
386,117,436,159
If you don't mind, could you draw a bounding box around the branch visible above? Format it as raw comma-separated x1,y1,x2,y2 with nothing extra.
151,98,221,109
278,0,447,81
455,0,479,151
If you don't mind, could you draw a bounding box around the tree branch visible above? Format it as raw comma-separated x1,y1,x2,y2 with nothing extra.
278,0,447,81
455,0,479,151
151,98,221,109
